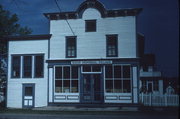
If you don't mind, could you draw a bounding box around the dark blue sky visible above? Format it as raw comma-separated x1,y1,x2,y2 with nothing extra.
0,0,179,77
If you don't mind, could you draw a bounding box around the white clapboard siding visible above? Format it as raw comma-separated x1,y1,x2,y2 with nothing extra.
7,40,49,108
50,8,136,59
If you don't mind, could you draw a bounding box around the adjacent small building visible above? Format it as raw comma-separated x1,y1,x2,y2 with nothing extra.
6,0,144,108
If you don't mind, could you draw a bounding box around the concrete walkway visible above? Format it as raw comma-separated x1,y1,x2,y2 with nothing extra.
33,106,139,111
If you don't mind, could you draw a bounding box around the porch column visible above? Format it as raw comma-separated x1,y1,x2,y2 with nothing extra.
48,67,53,103
132,66,138,103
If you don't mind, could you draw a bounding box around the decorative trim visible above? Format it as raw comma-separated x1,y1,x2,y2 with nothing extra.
119,96,132,100
105,95,118,100
54,95,66,100
44,0,142,20
67,95,79,100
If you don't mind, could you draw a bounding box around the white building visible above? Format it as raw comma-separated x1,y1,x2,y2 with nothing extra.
6,0,143,108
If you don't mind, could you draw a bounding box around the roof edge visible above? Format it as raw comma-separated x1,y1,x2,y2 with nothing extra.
5,34,52,41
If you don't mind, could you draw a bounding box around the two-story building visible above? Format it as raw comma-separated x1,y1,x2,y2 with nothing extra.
6,0,142,108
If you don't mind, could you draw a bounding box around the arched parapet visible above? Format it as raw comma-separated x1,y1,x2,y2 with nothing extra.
77,0,106,18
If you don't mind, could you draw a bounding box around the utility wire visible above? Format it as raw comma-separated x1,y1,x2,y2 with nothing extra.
54,0,75,36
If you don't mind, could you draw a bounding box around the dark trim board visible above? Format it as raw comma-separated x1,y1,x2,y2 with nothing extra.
6,34,52,41
48,102,140,108
44,0,142,20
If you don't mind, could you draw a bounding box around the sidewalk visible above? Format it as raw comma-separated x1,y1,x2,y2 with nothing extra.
33,106,139,112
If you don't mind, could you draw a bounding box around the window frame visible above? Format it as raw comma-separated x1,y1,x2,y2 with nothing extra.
55,66,79,93
66,36,77,58
105,65,132,93
11,55,21,78
85,20,97,32
106,35,118,57
34,55,44,78
22,55,32,78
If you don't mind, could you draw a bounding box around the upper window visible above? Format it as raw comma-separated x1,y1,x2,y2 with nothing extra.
66,36,76,58
85,20,96,32
12,56,21,78
106,35,118,57
23,56,32,78
34,55,44,78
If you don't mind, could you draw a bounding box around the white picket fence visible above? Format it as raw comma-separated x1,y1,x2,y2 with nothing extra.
139,93,179,107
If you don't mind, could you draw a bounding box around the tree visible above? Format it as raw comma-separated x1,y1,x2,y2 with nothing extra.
0,4,32,54
0,4,32,102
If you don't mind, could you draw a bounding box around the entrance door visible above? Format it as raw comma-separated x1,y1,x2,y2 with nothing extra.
81,74,102,103
22,84,35,108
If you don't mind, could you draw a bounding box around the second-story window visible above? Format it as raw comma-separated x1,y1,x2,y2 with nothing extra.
66,36,76,58
106,35,118,57
85,20,96,32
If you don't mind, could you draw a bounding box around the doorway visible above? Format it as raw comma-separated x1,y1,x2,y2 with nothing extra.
22,84,35,108
81,74,103,103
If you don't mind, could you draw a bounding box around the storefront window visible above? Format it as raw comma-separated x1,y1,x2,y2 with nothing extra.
55,66,79,93
105,65,131,93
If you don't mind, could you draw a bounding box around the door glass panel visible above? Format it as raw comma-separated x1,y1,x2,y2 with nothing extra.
83,66,91,72
92,66,101,72
25,87,33,96
83,75,91,93
94,74,100,92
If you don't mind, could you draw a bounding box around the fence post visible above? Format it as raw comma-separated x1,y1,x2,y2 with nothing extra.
165,94,167,106
141,93,144,104
149,93,152,106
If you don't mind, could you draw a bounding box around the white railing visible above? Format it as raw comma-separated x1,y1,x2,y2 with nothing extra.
140,93,179,107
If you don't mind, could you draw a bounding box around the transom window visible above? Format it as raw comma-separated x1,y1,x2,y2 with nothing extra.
55,66,79,93
82,65,101,73
106,35,118,57
85,20,96,32
105,65,131,93
66,36,76,58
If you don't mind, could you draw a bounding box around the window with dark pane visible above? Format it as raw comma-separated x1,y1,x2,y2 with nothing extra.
55,67,62,79
34,55,44,77
63,80,70,93
123,80,131,93
106,35,118,57
25,87,33,96
114,80,122,93
66,37,76,58
114,66,121,78
92,65,101,72
55,80,62,93
12,56,21,78
105,80,113,93
71,80,78,93
63,67,70,79
85,20,96,32
123,66,130,78
71,66,78,79
83,65,91,72
105,66,113,78
23,56,32,78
